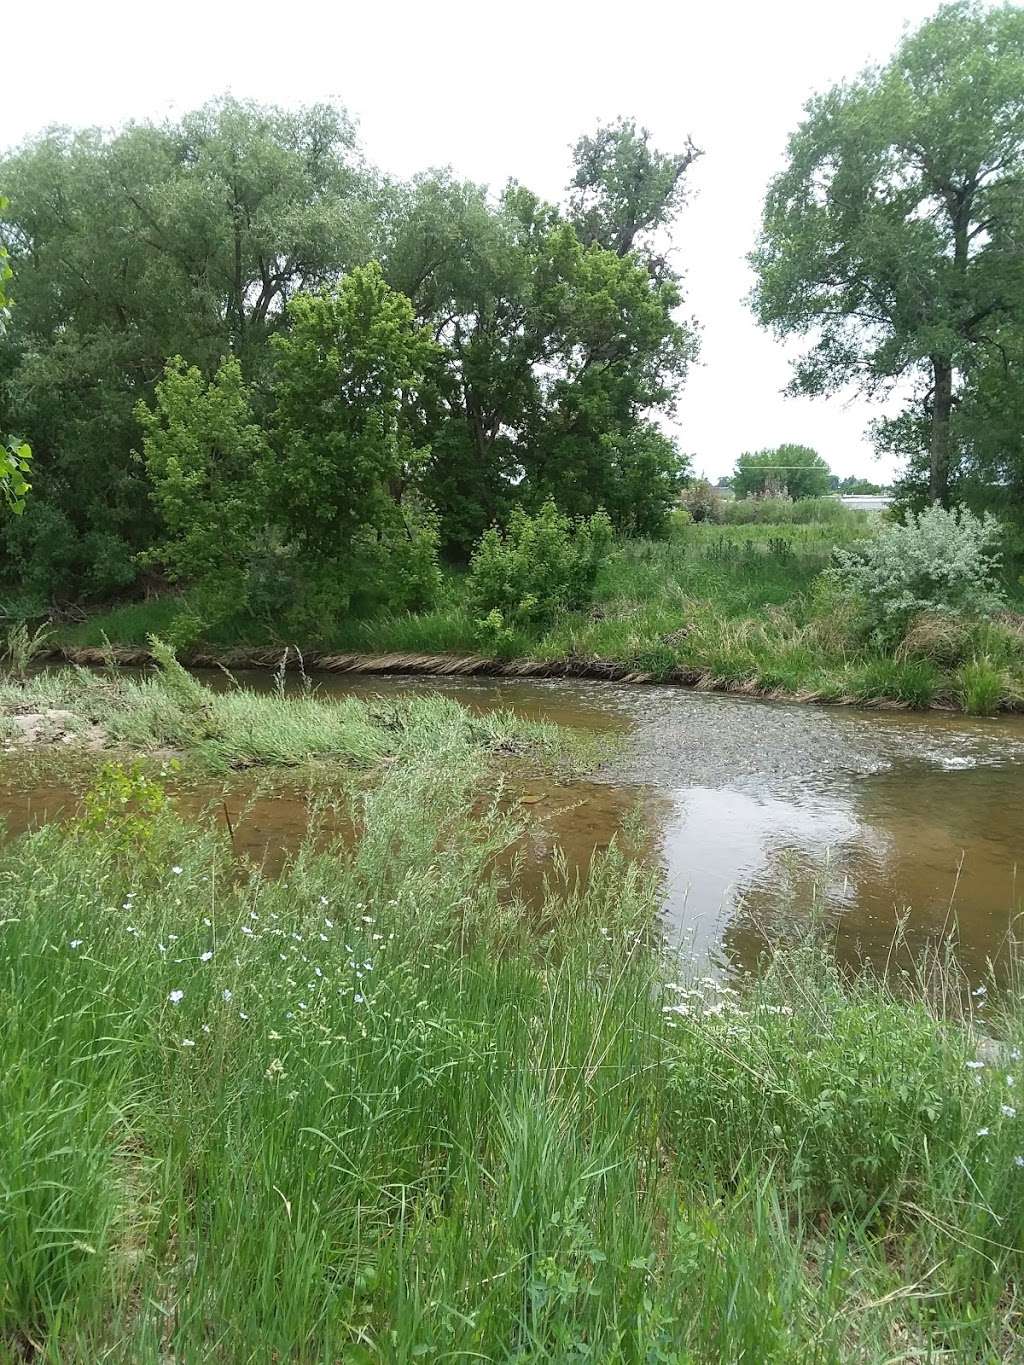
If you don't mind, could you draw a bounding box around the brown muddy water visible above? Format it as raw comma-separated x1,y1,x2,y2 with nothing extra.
3,669,1023,981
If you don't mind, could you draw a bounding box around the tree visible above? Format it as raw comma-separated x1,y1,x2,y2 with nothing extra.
838,475,887,496
268,262,439,560
750,2,1024,506
384,144,699,552
136,356,269,635
0,98,371,594
733,445,832,499
568,118,702,268
0,196,31,514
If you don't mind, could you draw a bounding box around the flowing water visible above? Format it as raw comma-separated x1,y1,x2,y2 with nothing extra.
3,669,1023,980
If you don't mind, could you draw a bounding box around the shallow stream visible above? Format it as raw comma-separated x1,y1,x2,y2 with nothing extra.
3,669,1022,980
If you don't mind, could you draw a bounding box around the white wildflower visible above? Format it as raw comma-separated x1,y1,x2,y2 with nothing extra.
171,866,183,876
69,939,83,949
1001,1105,1016,1119
200,950,213,963
168,989,184,1004
222,989,232,1002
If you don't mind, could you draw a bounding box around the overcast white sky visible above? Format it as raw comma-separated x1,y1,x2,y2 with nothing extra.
8,0,957,480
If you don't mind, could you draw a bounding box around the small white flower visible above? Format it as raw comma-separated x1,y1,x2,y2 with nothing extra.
200,950,213,963
1001,1105,1016,1119
318,933,328,942
663,1002,691,1016
168,989,184,1004
966,1060,985,1070
126,925,140,936
240,926,253,936
69,939,83,950
319,897,329,907
973,985,988,997
203,917,212,927
1015,1156,1024,1168
1012,1048,1022,1063
180,1038,195,1048
977,1127,990,1136
353,993,365,1005
1008,1076,1016,1087
324,918,334,928
239,1011,249,1021
201,1024,210,1034
222,989,232,1002
171,866,183,876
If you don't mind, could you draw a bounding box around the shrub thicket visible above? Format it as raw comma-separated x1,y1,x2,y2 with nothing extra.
468,499,613,643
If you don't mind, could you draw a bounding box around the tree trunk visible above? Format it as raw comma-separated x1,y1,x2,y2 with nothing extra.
929,357,953,505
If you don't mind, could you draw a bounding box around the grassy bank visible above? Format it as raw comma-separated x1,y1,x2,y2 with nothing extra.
0,648,588,775
2,709,1024,1360
47,512,1024,713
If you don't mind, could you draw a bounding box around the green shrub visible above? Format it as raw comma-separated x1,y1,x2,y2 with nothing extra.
468,499,613,639
722,496,853,526
679,478,722,524
831,505,1005,643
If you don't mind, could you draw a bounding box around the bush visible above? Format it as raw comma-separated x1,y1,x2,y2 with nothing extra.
679,479,722,524
468,500,613,639
722,496,851,526
831,505,1005,643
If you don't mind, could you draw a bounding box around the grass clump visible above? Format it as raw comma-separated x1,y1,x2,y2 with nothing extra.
0,644,586,776
2,729,1024,1359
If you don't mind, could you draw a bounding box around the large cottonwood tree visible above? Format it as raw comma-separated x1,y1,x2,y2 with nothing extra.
751,1,1024,505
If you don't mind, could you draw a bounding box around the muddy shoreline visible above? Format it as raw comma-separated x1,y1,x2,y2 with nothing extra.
40,644,985,713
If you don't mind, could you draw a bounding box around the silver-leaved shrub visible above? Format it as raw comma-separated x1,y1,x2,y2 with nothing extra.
831,505,1005,642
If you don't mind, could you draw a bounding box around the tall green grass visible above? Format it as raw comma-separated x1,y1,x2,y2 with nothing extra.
0,649,588,774
2,718,1024,1359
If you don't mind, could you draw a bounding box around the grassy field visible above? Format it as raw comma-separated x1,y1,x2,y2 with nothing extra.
41,509,1024,712
2,691,1024,1360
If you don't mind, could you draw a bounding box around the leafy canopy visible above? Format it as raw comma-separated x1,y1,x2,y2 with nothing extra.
733,445,832,500
750,2,1024,503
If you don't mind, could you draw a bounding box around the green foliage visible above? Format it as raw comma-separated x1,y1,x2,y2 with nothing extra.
721,495,850,525
78,758,174,860
751,1,1024,503
137,356,269,636
0,98,369,591
568,118,701,259
0,195,31,514
386,157,699,552
269,263,439,559
733,444,832,499
832,504,1005,641
468,500,613,639
0,438,31,514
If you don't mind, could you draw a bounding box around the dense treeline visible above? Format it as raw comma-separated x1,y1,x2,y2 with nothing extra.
0,103,697,622
3,0,1024,634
